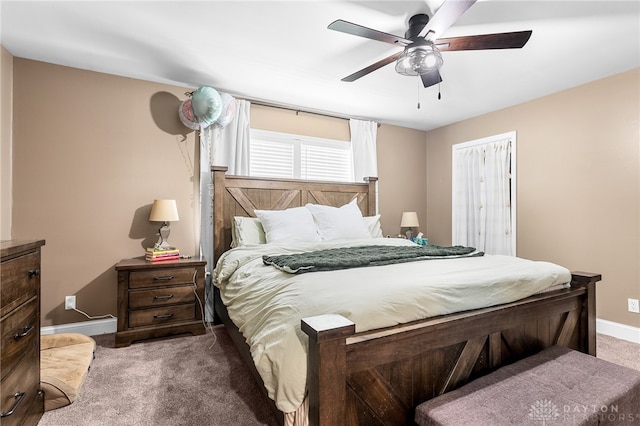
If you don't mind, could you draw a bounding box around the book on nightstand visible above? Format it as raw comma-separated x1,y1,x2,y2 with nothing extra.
145,247,180,262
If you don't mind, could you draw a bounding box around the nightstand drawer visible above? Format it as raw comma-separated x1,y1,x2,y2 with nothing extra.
128,304,196,328
129,286,195,309
0,297,38,380
128,267,196,289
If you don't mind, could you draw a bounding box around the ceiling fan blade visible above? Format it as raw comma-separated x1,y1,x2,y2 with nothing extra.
420,69,442,88
328,19,411,46
436,30,532,51
342,51,404,82
418,0,477,40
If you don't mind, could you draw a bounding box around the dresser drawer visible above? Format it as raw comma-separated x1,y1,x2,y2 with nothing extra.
0,252,39,317
0,345,40,426
128,304,197,328
128,267,196,289
0,297,38,380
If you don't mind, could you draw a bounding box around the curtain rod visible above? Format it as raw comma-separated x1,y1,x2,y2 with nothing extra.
249,100,381,128
185,91,377,125
250,101,351,122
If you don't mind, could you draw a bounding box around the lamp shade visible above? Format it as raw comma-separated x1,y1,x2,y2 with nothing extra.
149,199,179,222
400,211,419,228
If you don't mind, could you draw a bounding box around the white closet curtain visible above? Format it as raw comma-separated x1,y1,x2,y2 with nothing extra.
349,119,378,182
452,137,513,255
200,99,251,321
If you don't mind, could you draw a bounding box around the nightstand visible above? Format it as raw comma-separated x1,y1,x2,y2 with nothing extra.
114,257,206,347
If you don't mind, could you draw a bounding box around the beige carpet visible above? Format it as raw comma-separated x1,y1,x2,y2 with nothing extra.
38,330,638,426
38,325,279,426
597,333,640,371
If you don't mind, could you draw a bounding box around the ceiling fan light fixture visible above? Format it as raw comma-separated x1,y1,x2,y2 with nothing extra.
395,42,443,76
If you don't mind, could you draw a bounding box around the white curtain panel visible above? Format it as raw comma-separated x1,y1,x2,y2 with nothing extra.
453,146,484,249
453,138,513,255
212,99,251,175
349,119,378,182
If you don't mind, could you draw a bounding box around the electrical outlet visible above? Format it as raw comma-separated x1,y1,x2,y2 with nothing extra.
628,298,640,314
65,295,76,310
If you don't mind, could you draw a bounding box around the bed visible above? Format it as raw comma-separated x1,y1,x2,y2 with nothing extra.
210,165,601,426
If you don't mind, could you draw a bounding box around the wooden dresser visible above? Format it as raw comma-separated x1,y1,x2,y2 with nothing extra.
1,239,45,426
115,257,206,347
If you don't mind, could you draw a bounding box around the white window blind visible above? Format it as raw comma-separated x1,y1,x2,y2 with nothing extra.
249,138,295,178
250,129,352,182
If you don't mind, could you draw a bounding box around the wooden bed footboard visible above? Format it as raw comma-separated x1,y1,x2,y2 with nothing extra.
301,272,601,426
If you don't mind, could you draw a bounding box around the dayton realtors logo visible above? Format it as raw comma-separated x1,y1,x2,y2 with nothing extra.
529,399,639,424
529,399,560,424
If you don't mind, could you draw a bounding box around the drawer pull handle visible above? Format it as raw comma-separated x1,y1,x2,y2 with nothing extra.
153,275,174,281
154,294,174,300
28,269,40,277
0,392,26,418
153,313,174,320
14,325,34,340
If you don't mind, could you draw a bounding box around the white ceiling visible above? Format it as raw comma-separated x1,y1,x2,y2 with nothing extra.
1,1,638,131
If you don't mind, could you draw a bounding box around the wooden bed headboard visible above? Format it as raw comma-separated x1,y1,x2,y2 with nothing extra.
212,166,378,261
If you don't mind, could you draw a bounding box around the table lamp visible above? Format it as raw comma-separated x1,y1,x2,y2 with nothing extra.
149,199,179,249
401,211,419,240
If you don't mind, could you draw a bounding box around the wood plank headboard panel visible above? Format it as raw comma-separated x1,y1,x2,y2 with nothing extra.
212,166,377,261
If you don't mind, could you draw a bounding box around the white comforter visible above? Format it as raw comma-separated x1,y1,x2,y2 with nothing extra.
213,238,571,413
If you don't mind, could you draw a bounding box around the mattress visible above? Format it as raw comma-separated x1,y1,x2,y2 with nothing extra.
214,237,571,413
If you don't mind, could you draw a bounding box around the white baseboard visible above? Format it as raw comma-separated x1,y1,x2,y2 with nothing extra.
40,318,117,336
597,318,640,344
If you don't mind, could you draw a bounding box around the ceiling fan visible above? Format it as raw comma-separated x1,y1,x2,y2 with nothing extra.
328,0,532,88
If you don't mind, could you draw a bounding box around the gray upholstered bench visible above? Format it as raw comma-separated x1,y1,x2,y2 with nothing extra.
415,345,640,425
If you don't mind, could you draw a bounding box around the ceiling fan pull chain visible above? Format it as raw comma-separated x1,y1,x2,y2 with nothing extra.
417,77,421,109
438,83,442,100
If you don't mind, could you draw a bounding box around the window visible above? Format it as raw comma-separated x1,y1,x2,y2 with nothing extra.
249,129,353,182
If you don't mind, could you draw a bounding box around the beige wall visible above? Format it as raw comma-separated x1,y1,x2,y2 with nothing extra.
9,58,426,326
426,68,640,329
377,124,427,236
1,46,13,240
251,104,351,141
12,59,200,326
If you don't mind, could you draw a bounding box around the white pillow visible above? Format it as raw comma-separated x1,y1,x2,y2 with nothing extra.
254,207,321,244
230,216,266,247
305,199,372,241
363,215,383,238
